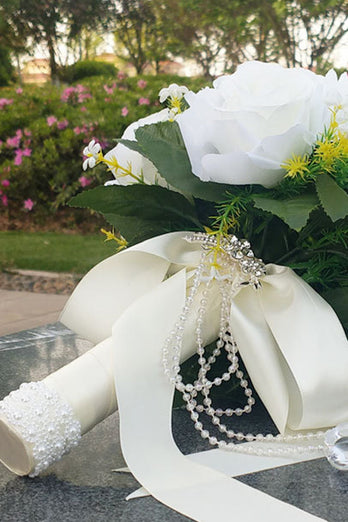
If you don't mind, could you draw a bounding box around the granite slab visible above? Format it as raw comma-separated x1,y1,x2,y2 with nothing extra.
0,323,347,522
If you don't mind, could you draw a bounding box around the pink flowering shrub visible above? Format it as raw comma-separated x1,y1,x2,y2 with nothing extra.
0,73,207,220
61,84,92,105
47,115,58,127
138,97,150,105
23,198,34,211
137,79,147,88
78,175,92,187
0,98,13,109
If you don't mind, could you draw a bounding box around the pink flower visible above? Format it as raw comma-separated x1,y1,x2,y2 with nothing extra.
24,139,31,147
1,194,8,206
61,85,91,104
73,126,82,135
14,150,23,165
7,136,21,148
77,93,92,103
15,129,23,139
121,106,129,117
61,86,75,102
22,148,32,157
103,84,114,95
0,98,13,109
16,87,23,95
138,97,150,105
79,175,92,187
47,115,57,127
57,119,68,130
24,198,34,211
117,71,127,80
137,79,147,89
24,129,32,137
104,97,111,103
2,179,10,187
80,106,87,112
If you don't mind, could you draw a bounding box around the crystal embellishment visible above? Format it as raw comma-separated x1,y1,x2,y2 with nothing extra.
0,381,81,477
184,232,266,288
325,423,348,470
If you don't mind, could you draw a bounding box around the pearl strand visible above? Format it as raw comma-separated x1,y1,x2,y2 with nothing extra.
163,233,327,458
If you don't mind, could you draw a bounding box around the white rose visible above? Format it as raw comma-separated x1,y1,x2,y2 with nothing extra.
177,61,337,188
104,109,170,187
323,69,348,134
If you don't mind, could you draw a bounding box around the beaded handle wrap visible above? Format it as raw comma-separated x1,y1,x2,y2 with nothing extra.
0,381,81,477
163,233,326,457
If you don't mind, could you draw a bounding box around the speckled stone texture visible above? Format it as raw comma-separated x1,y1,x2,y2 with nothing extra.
0,271,81,295
0,323,348,522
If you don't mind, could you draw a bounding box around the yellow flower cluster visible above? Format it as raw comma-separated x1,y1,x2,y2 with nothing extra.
100,228,128,251
281,155,310,180
281,107,348,181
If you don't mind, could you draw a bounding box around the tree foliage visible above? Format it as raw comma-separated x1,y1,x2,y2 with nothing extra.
113,0,174,73
0,0,114,81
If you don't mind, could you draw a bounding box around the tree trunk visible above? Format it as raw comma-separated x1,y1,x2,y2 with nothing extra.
47,35,58,85
15,53,22,86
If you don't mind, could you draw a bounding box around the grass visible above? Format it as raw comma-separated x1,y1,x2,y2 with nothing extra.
0,231,119,274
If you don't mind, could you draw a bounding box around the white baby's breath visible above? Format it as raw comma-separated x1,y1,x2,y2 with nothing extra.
158,84,189,103
82,139,101,171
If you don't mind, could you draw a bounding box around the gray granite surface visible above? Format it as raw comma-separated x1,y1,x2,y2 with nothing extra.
0,323,347,521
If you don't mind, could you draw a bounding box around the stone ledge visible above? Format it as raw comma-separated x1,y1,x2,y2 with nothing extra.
0,270,81,295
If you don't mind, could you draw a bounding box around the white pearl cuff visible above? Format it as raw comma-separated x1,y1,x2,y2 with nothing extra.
0,381,81,477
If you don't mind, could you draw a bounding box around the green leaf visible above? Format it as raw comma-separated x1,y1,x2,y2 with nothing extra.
68,184,201,243
322,287,348,332
102,214,174,245
316,173,348,222
252,193,319,231
117,138,143,154
134,121,232,202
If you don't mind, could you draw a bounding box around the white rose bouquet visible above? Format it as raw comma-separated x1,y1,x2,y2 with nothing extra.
71,62,348,332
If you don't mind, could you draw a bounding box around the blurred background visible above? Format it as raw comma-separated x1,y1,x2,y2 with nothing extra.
0,0,347,275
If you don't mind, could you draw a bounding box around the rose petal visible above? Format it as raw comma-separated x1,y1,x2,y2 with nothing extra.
104,109,170,186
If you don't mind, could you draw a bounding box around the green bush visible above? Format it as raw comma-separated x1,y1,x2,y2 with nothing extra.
0,46,14,87
58,60,117,83
0,72,208,225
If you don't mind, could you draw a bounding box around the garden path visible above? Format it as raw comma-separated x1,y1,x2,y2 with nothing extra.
0,269,74,336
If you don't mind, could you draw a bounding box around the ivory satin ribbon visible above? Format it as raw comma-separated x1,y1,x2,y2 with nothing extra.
60,231,348,522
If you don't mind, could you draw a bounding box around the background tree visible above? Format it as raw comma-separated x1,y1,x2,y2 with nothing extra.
0,0,115,82
248,0,348,70
113,0,173,74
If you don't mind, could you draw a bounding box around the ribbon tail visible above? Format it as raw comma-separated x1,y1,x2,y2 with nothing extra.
112,269,325,522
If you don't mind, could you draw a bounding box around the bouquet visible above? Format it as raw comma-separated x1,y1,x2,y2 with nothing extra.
72,61,348,332
1,61,348,522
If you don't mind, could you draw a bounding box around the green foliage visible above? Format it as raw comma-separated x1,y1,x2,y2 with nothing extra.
58,60,117,83
316,173,348,222
253,192,319,231
69,184,201,244
131,121,231,201
0,46,14,86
